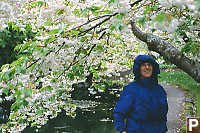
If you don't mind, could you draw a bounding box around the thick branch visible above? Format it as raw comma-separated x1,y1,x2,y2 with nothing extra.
130,20,200,83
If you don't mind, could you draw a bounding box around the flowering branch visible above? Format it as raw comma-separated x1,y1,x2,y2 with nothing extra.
78,12,118,36
130,0,144,7
130,20,200,83
58,31,107,78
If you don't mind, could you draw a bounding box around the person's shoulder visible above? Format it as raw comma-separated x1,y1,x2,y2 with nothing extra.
125,81,137,88
123,81,138,93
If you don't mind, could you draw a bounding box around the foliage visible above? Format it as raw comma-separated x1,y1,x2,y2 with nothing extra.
159,64,177,69
0,22,36,67
0,0,199,132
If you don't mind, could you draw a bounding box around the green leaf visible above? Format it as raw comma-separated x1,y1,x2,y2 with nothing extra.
68,73,75,80
64,1,70,6
9,68,16,79
51,78,57,83
16,66,26,74
96,44,104,52
56,9,65,15
57,89,66,97
81,8,89,16
109,23,124,31
1,68,15,81
105,80,114,86
0,64,9,71
116,23,124,31
151,28,156,33
41,86,53,91
19,42,32,53
144,7,152,15
11,100,23,111
71,30,79,36
37,1,45,7
80,37,87,42
44,18,53,26
138,17,146,26
49,96,56,102
109,0,118,4
109,24,116,31
18,118,25,124
90,6,101,12
153,12,169,23
73,9,81,16
48,29,59,35
36,109,45,115
94,83,105,90
181,42,192,53
3,87,10,96
116,13,125,20
82,48,87,55
152,5,159,10
2,73,9,81
44,36,55,45
31,122,37,127
23,100,29,107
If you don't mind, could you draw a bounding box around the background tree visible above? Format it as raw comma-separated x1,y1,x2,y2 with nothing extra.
0,22,36,67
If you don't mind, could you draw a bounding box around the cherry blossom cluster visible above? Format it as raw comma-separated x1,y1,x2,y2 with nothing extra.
0,0,199,132
0,0,140,132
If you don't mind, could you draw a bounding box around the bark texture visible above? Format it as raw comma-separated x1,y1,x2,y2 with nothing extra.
130,20,200,83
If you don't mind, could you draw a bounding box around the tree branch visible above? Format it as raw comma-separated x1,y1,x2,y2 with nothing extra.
78,12,118,36
58,31,107,78
130,20,200,83
130,0,144,7
66,14,115,33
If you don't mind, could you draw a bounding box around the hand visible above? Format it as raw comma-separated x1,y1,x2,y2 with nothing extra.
121,131,126,133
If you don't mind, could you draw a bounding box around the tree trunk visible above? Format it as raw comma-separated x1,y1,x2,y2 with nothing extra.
130,20,200,83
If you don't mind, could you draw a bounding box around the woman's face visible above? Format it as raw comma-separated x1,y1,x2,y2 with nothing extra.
140,62,153,79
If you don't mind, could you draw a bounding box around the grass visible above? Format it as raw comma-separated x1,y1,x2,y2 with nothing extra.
158,70,200,116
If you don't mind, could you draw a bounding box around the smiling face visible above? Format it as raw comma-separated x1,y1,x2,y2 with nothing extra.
140,62,153,79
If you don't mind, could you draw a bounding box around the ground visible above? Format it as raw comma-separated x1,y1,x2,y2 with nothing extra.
161,83,185,133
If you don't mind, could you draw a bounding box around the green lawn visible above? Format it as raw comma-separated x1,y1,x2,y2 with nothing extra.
158,70,200,116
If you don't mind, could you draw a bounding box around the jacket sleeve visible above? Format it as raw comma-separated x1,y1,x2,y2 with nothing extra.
160,86,168,122
113,86,135,132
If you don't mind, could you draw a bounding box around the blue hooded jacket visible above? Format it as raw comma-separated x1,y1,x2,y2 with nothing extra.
113,55,168,133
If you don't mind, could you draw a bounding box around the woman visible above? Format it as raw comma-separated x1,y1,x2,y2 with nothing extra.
113,55,168,133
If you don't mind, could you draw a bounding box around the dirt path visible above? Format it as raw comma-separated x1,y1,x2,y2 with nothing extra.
161,83,185,133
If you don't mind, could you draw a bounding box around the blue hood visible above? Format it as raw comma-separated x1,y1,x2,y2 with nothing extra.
133,55,160,82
